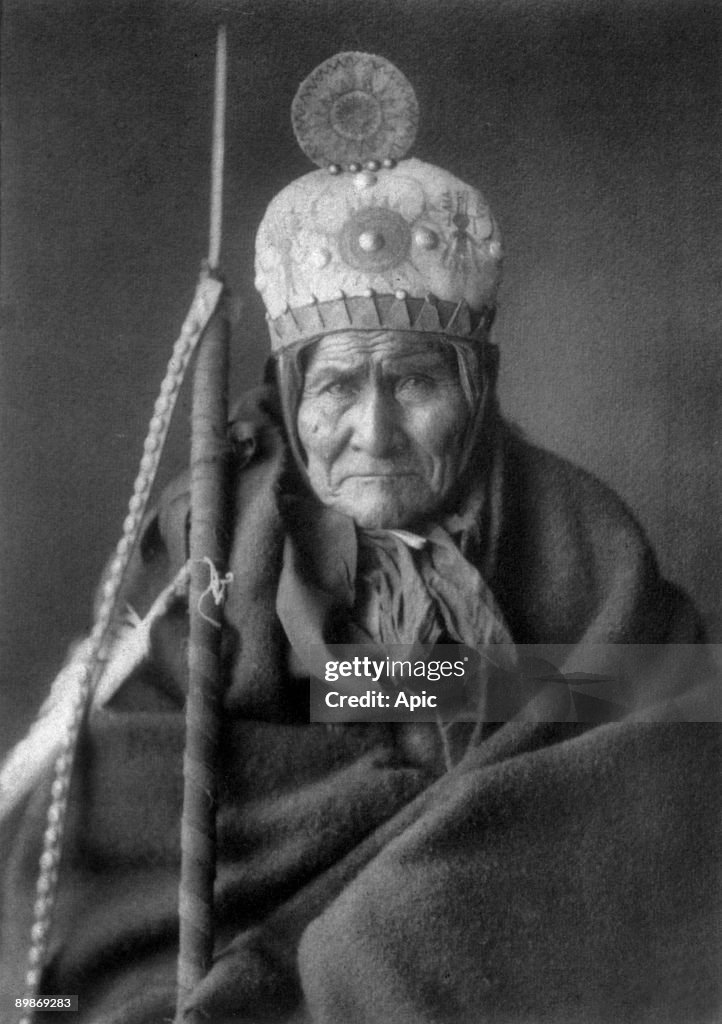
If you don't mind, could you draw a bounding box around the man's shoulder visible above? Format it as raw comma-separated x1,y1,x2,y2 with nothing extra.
499,422,649,554
116,385,284,611
489,422,694,642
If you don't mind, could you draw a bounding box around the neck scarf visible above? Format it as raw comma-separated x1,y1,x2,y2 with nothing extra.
352,524,513,648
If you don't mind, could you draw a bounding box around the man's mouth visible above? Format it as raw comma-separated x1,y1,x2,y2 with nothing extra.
340,472,417,481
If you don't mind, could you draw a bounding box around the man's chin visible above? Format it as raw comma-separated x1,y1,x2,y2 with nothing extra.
328,480,438,530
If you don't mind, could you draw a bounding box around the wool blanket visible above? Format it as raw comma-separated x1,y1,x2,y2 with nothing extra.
1,388,719,1023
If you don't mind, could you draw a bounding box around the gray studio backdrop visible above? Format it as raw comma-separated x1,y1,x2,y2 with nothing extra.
1,0,720,755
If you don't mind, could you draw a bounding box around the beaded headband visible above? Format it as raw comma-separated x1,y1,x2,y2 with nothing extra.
254,52,502,350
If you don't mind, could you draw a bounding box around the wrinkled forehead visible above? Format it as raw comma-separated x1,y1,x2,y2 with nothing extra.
301,330,459,376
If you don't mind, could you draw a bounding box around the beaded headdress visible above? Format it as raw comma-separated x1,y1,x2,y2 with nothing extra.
255,52,502,351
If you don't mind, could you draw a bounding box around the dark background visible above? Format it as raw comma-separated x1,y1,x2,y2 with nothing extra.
1,0,720,756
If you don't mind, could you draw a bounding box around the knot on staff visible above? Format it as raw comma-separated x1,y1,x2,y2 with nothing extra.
195,556,234,628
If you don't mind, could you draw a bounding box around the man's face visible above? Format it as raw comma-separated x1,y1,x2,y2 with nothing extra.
296,331,470,529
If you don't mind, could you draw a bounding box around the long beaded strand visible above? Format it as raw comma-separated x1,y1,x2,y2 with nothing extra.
18,270,223,1024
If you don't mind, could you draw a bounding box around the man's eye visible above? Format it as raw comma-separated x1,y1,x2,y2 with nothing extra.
396,375,434,397
323,380,357,397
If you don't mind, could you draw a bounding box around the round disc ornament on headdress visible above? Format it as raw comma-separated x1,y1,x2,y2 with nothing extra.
291,52,419,169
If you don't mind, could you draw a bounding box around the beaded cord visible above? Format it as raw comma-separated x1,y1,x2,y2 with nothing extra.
18,269,224,1024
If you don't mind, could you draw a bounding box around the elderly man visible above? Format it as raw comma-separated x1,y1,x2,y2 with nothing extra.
1,52,719,1024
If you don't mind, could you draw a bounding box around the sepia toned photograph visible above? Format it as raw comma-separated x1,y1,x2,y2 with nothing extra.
1,1,720,1021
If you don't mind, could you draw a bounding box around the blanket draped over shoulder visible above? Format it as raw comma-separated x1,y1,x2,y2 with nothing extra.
1,387,719,1024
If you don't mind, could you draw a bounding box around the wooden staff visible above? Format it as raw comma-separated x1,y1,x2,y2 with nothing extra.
175,25,229,1022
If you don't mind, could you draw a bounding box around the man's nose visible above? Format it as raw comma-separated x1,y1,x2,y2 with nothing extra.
348,386,402,457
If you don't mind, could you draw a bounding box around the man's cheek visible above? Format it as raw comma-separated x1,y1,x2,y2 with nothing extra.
298,408,322,445
299,416,339,466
